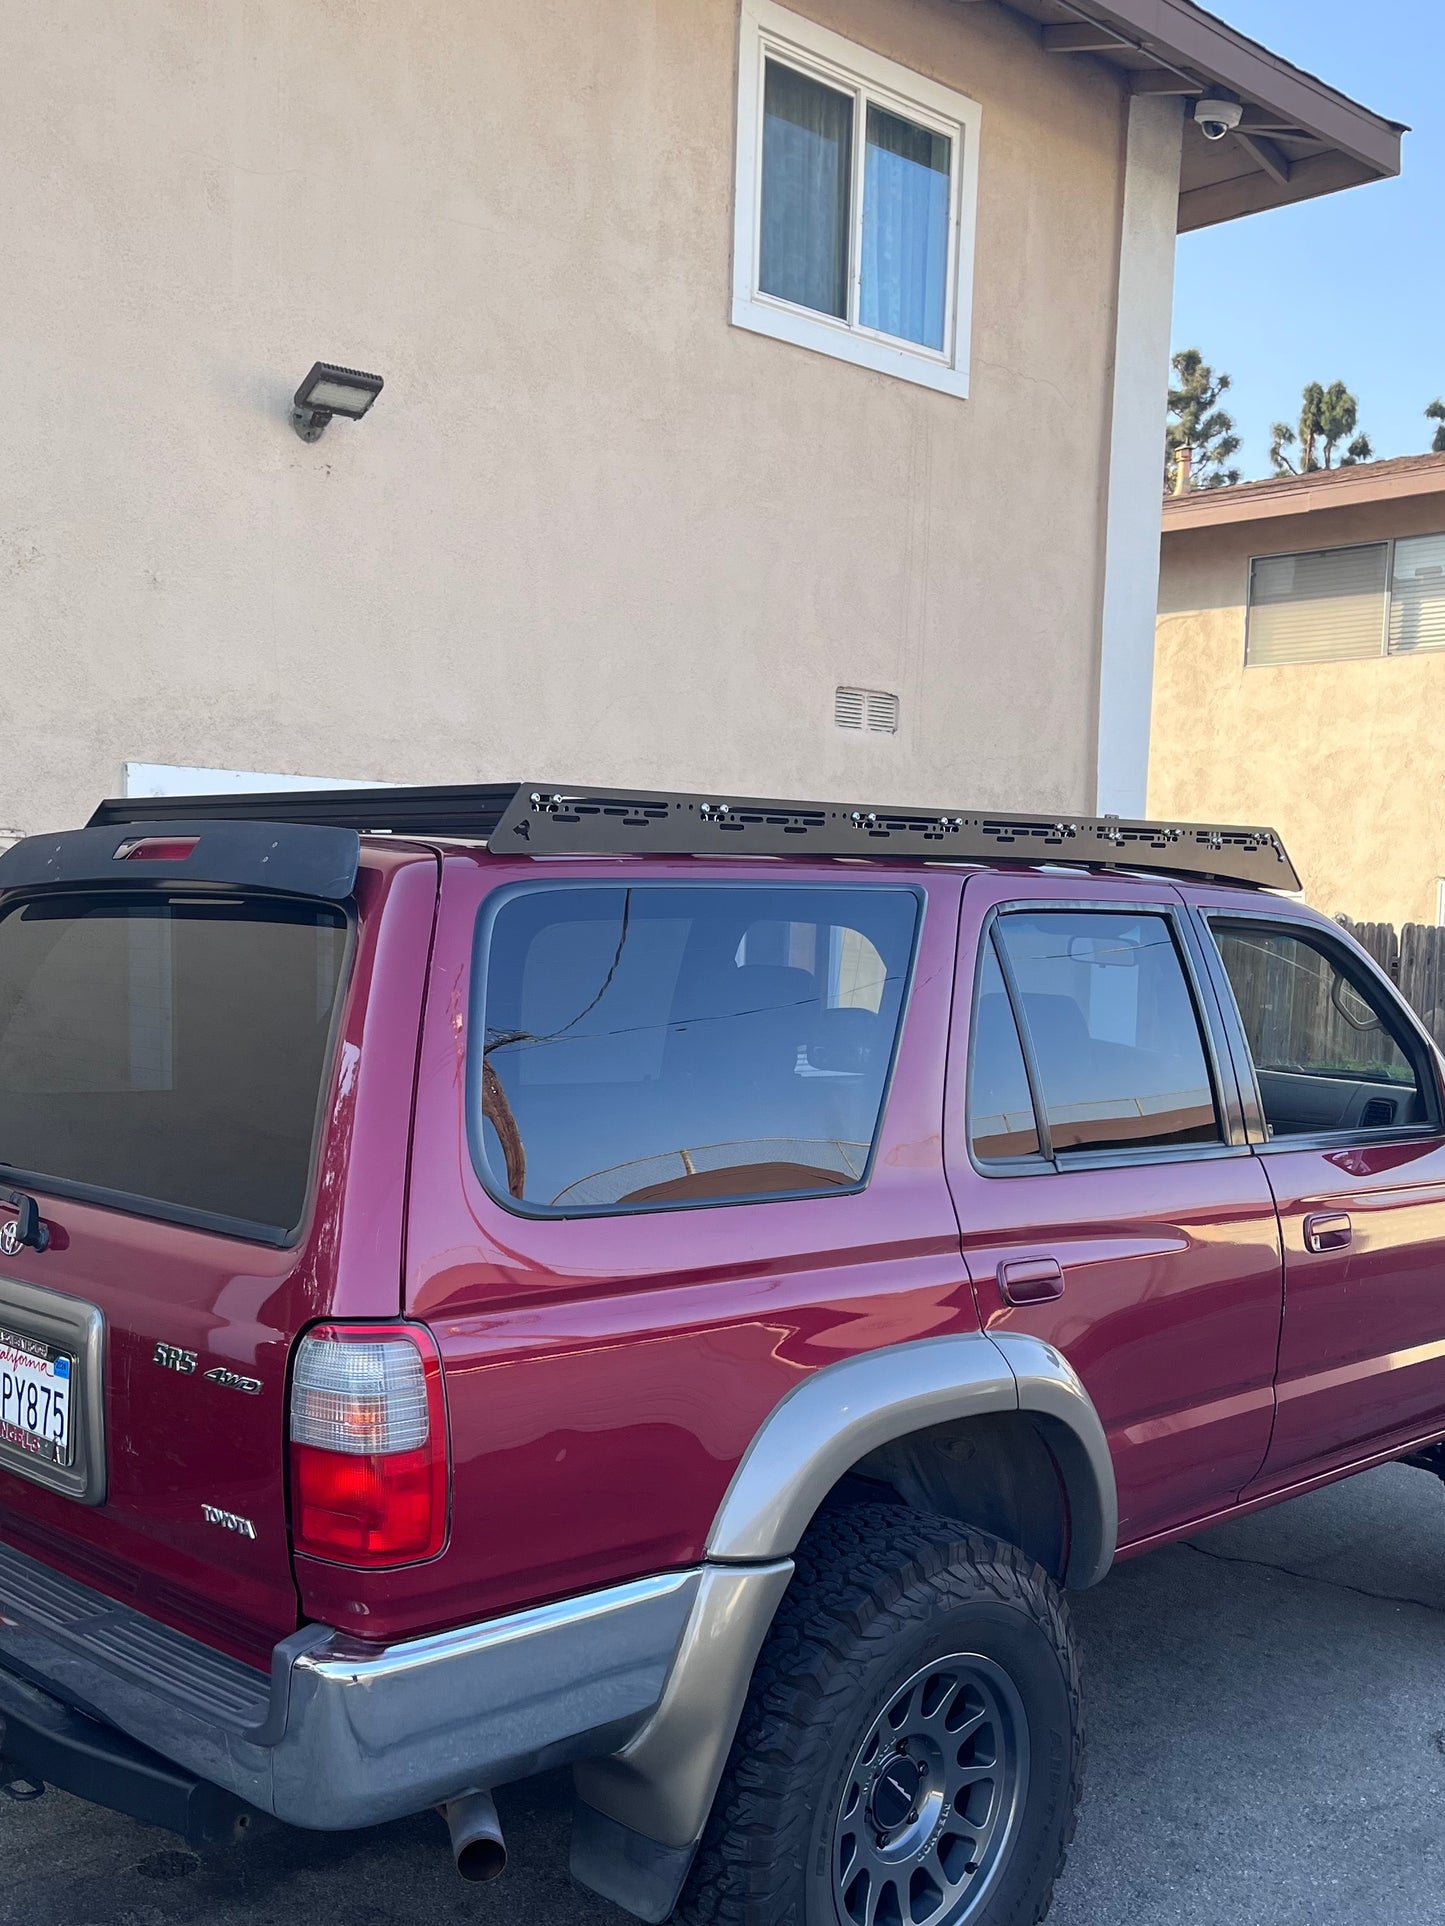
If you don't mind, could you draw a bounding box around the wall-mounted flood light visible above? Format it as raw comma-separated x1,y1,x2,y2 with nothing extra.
291,362,384,443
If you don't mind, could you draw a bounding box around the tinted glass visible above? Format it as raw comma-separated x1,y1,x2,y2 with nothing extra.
760,60,853,319
994,911,1220,1155
1213,923,1427,1137
969,938,1040,1161
0,894,348,1235
474,885,919,1211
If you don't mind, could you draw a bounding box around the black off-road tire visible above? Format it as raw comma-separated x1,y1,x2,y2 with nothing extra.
675,1504,1083,1926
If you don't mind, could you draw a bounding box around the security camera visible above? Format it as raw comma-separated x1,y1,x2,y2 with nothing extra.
1194,97,1243,141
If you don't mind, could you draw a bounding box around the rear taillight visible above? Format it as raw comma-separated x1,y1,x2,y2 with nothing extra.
289,1323,448,1567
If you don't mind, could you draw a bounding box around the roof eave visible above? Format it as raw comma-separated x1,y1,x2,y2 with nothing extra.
1177,150,1388,234
1086,0,1402,174
999,0,1404,230
1162,467,1445,533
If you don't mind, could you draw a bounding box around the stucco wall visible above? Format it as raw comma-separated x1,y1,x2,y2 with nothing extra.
1150,494,1445,926
2,0,1127,835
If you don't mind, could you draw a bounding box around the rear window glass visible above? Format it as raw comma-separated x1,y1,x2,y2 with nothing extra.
0,894,349,1238
473,883,919,1212
993,910,1221,1156
969,938,1041,1162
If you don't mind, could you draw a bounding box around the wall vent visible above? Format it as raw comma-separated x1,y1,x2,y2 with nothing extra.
835,686,900,734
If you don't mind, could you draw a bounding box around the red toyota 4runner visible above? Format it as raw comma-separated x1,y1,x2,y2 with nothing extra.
0,783,1438,1926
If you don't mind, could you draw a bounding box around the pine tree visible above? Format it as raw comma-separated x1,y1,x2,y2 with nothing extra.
1165,348,1242,492
1271,381,1372,474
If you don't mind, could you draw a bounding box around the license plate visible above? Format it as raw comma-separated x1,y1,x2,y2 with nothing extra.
0,1327,73,1466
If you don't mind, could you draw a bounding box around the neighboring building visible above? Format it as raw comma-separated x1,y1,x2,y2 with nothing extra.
1152,455,1445,926
3,2,1400,836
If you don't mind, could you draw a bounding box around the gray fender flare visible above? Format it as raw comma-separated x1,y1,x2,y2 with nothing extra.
571,1332,1115,1917
706,1329,1116,1586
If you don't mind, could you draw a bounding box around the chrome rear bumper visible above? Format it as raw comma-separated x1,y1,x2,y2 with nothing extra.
0,1536,701,1828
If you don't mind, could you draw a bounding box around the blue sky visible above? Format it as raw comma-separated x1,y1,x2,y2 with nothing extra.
1172,0,1442,477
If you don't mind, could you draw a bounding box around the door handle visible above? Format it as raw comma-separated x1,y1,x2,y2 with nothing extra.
1304,1211,1352,1254
998,1257,1065,1306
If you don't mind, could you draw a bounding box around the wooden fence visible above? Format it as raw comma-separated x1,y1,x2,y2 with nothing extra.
1220,923,1384,1074
1338,917,1445,1054
1214,917,1445,1073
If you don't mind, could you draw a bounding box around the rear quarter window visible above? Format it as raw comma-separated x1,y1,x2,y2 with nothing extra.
471,882,921,1213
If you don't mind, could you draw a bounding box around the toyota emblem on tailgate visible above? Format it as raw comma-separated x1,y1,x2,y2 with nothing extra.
0,1192,50,1256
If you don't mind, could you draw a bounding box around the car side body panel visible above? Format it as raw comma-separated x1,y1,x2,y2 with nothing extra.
947,871,1287,1549
376,854,978,1638
1249,1140,1445,1483
1185,886,1445,1495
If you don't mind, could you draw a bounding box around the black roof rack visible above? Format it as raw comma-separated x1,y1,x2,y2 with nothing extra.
89,783,1300,891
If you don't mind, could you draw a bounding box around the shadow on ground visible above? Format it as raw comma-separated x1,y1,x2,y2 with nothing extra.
4,1464,1445,1926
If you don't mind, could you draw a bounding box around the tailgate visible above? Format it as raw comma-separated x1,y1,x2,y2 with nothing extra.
0,831,438,1664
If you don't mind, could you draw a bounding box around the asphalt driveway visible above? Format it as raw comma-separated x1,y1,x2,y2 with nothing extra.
5,1462,1445,1926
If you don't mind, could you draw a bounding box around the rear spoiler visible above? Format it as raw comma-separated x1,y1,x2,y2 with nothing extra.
0,821,360,901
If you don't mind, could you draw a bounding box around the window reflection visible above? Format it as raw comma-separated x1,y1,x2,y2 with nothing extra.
993,912,1220,1155
475,885,918,1211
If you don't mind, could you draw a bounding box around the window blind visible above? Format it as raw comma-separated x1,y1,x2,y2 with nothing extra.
1388,533,1445,655
1247,543,1388,666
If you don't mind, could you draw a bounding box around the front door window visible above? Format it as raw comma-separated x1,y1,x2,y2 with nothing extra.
1211,923,1433,1137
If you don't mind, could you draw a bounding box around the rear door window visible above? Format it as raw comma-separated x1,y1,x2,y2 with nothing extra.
0,893,349,1239
472,883,920,1212
968,937,1042,1163
990,910,1222,1156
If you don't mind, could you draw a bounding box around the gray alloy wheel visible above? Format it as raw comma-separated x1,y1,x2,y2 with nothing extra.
833,1652,1029,1926
676,1502,1083,1926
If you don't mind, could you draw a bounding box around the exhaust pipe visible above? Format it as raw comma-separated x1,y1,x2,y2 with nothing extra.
440,1790,507,1883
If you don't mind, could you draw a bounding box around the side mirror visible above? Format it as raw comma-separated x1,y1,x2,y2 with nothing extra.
1331,973,1381,1032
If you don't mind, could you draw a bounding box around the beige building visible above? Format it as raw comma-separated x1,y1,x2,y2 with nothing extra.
1151,455,1445,926
3,1,1400,837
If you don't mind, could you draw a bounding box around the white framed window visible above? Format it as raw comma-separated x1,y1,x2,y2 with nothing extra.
733,0,981,398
